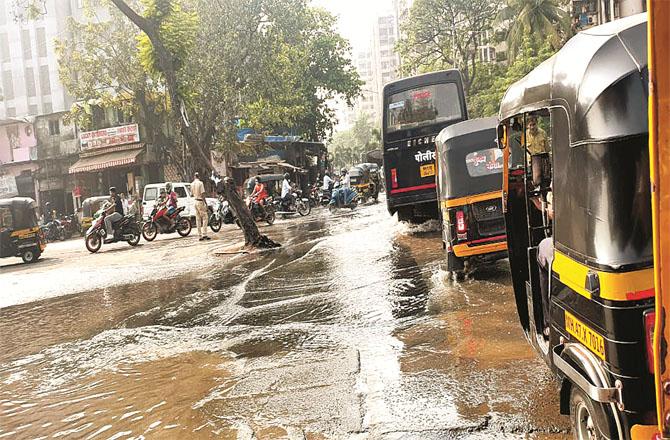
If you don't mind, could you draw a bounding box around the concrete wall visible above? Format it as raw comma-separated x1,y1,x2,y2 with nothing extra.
618,0,645,17
0,122,36,164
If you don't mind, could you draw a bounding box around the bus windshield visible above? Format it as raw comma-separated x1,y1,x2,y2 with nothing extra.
385,83,463,133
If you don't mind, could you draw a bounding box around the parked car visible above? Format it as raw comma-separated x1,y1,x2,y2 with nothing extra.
142,182,196,220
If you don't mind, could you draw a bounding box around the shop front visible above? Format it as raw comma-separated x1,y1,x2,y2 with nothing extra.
68,124,159,203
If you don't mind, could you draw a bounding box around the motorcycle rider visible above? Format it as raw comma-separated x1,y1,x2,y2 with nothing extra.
322,171,333,191
281,173,294,210
341,168,351,188
250,176,268,207
165,182,178,230
103,187,124,243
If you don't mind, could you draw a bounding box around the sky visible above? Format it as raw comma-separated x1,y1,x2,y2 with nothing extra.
311,0,394,51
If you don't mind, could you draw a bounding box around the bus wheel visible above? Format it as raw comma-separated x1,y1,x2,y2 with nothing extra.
570,386,609,440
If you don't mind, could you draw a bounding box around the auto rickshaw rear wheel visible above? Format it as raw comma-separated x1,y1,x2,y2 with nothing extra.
21,248,40,263
569,386,611,440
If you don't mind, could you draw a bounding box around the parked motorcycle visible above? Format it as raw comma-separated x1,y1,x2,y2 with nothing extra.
273,190,311,217
308,184,320,208
85,211,141,253
41,219,66,242
59,214,80,239
208,196,236,232
329,187,359,213
142,205,192,241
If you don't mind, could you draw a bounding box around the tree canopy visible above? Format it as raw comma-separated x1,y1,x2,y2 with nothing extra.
328,113,380,170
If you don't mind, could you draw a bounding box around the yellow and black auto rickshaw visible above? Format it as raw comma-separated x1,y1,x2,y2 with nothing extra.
349,164,380,203
498,14,654,439
435,117,507,275
0,197,46,263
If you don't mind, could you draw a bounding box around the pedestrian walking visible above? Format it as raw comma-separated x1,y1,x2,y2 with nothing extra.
191,172,210,241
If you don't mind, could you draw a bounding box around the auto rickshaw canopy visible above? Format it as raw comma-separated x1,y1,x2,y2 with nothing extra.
499,12,651,270
0,197,39,230
81,196,109,218
435,117,500,201
499,13,647,146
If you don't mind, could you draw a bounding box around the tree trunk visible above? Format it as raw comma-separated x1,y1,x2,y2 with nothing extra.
223,178,280,249
110,0,276,249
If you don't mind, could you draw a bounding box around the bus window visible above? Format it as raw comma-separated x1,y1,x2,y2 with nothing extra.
385,83,463,133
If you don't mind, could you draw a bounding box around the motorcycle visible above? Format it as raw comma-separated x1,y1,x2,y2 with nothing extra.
59,214,79,239
329,187,359,213
142,205,192,241
246,197,276,225
308,184,320,208
85,211,141,253
41,219,66,242
273,190,311,217
208,196,237,232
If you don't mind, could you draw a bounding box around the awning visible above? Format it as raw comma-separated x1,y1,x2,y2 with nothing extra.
69,147,144,174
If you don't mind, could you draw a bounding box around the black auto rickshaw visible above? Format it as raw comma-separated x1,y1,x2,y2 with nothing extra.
80,195,109,235
497,14,652,439
349,164,380,203
435,117,507,275
0,197,46,263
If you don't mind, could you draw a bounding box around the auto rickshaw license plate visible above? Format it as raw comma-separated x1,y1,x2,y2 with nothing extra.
420,164,435,177
565,311,606,360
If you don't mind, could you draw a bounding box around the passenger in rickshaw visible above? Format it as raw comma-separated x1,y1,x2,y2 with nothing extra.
525,115,550,188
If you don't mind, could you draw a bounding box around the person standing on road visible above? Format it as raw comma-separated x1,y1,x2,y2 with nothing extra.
191,172,210,241
104,187,124,243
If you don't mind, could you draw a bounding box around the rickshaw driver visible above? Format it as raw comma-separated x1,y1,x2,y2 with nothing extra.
525,116,549,187
103,187,124,243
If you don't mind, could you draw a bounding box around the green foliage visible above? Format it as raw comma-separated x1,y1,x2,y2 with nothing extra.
467,38,556,118
137,0,198,78
498,0,571,60
328,113,379,170
55,4,168,131
396,0,502,93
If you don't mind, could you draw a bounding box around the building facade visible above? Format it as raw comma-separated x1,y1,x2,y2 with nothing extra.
0,118,38,201
0,0,109,119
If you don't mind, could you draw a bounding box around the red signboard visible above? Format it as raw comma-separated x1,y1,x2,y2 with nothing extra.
80,124,140,151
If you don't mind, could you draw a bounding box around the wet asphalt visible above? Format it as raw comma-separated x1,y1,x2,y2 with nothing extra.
0,200,572,439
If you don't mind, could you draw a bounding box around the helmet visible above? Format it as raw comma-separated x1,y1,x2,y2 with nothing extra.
109,186,117,193
283,173,290,180
341,168,347,176
165,182,172,192
45,202,50,206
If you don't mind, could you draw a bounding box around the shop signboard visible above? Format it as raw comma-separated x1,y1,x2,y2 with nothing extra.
0,175,18,199
80,124,140,151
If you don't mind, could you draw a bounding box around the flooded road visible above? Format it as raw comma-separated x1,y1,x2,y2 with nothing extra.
0,201,571,439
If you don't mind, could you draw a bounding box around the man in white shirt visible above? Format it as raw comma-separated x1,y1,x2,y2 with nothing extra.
341,169,351,188
191,172,210,241
322,172,333,191
281,173,294,209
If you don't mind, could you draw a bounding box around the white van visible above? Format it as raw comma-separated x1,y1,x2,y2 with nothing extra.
142,182,195,219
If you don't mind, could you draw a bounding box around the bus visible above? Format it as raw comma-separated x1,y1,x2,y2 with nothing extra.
382,70,468,222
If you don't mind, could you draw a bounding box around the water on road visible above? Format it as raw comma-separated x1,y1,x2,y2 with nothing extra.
0,202,570,439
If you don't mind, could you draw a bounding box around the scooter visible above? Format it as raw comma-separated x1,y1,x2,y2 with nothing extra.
329,187,359,213
85,210,141,253
142,205,192,241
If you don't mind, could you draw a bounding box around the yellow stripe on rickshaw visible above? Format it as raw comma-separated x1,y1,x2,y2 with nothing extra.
552,251,654,302
441,190,502,209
